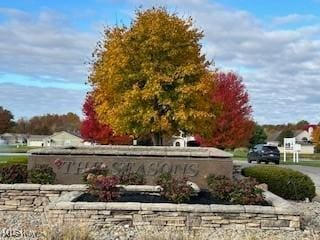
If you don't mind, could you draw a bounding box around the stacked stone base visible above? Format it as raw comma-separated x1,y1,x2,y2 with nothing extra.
0,184,301,231
47,202,300,231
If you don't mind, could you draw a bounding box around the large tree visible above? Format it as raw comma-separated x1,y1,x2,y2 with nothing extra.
249,123,267,148
80,94,132,145
312,127,320,152
0,106,14,134
89,7,216,145
196,72,254,149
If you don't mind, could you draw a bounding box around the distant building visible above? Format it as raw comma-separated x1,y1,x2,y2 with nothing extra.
43,131,84,147
0,133,27,145
170,131,200,147
27,135,49,147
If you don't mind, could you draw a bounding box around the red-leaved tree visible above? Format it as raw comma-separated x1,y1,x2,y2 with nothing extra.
196,72,254,149
80,95,132,145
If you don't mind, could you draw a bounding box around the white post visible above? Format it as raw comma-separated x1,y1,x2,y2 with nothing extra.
284,149,286,163
296,152,299,163
293,151,295,163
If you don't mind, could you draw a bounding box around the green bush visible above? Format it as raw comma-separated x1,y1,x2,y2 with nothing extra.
156,173,193,203
0,164,28,183
119,172,146,185
207,174,265,205
28,165,56,184
242,166,316,200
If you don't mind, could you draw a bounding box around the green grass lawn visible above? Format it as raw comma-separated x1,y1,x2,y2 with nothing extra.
0,145,37,153
0,155,28,165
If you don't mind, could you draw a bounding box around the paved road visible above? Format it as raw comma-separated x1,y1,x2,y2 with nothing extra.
233,160,320,197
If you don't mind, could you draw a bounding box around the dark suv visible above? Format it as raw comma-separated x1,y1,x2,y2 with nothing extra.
248,144,280,164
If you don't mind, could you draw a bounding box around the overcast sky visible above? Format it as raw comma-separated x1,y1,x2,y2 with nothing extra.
0,0,319,124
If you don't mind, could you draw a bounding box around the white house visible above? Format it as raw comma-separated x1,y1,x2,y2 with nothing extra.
43,131,83,147
171,131,199,147
27,135,49,147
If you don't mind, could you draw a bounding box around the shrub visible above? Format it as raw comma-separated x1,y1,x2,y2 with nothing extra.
28,165,56,184
207,174,265,205
119,172,146,185
81,164,109,183
0,164,28,183
242,165,316,200
156,173,193,203
87,174,119,202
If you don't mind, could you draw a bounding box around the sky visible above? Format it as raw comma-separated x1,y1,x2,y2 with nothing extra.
0,0,319,124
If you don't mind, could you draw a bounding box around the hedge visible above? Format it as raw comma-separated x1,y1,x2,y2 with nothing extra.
242,165,316,200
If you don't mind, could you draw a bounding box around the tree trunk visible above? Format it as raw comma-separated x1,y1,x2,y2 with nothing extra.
152,132,163,146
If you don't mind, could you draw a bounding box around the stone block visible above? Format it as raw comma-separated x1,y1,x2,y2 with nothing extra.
13,196,36,200
261,219,289,228
289,220,300,228
278,215,300,221
13,184,41,190
98,210,111,215
201,216,223,221
54,202,75,210
17,207,34,211
0,184,13,190
141,203,176,212
20,200,34,205
74,202,107,210
5,200,19,206
244,206,275,214
0,205,17,210
105,202,141,211
177,204,211,212
210,204,245,213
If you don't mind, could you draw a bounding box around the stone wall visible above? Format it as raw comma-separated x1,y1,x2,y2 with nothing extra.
28,146,233,188
0,184,301,231
0,184,86,212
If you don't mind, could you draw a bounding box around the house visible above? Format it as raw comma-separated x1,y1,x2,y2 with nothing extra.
27,135,49,147
266,131,281,146
42,131,84,147
171,131,200,147
0,133,27,145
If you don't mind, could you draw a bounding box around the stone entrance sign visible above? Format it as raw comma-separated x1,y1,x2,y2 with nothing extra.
28,146,233,189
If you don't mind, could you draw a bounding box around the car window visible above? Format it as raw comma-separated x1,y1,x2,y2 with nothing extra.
262,146,278,152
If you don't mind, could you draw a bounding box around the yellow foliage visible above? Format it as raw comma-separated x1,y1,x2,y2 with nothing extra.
89,7,217,139
312,127,320,147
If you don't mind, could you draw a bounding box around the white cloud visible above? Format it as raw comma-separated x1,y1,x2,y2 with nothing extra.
0,8,97,83
0,83,86,119
272,14,317,26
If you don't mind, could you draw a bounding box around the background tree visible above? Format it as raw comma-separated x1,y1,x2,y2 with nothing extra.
0,106,14,134
296,120,309,129
312,127,320,152
196,72,254,149
249,123,267,148
80,94,132,145
89,7,216,145
12,113,80,135
277,128,294,146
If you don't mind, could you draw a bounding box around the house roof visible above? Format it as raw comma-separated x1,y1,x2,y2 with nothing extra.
27,135,49,141
43,131,83,140
266,131,281,141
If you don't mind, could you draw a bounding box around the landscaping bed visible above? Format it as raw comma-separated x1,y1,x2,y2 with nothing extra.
75,191,270,205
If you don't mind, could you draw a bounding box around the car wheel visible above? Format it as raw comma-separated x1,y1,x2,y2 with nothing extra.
248,158,252,163
265,161,269,164
257,159,261,164
275,160,280,165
